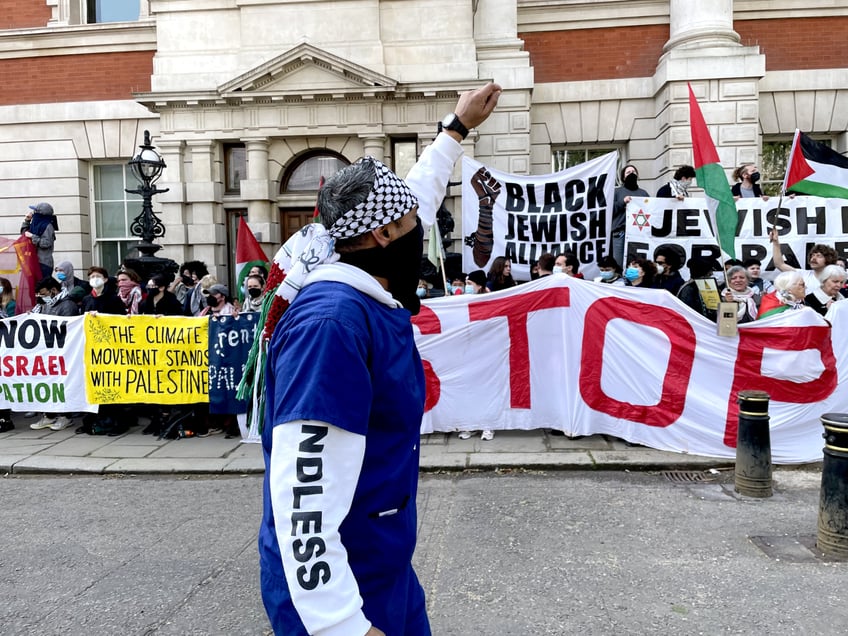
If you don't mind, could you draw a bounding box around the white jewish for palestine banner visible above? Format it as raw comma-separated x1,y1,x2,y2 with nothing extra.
461,152,618,280
0,315,95,413
624,195,848,275
413,274,841,464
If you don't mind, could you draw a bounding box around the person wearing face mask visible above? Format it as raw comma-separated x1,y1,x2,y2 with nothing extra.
416,279,433,300
553,252,583,278
116,267,143,315
624,258,656,288
731,163,769,200
140,273,183,316
652,247,685,295
612,164,649,267
82,266,127,314
457,272,494,441
28,276,79,432
257,83,501,636
446,276,465,296
656,165,696,200
179,261,210,317
52,260,88,294
170,261,202,305
242,274,267,313
21,202,58,279
593,255,626,286
200,283,236,317
466,269,488,294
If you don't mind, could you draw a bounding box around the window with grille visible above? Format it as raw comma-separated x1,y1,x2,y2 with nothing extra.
552,146,619,173
91,164,142,275
761,137,834,197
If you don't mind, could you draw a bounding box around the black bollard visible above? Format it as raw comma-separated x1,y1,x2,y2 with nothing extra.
817,413,848,558
735,390,773,498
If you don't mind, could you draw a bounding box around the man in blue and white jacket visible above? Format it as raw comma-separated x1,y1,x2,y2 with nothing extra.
259,83,502,636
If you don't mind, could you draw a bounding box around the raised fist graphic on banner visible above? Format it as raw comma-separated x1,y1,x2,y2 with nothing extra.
468,167,500,267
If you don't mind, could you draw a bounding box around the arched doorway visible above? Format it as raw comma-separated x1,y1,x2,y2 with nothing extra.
279,150,349,241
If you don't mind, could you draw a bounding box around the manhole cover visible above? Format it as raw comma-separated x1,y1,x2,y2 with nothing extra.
661,470,717,483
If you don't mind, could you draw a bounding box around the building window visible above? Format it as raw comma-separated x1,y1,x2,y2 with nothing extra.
92,164,141,275
552,146,619,173
282,152,349,192
392,138,418,180
761,137,834,197
224,145,246,194
87,0,139,23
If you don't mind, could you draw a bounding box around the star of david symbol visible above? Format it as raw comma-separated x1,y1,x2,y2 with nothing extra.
631,209,651,231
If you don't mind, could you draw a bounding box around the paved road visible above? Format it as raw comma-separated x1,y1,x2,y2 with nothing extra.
2,469,845,635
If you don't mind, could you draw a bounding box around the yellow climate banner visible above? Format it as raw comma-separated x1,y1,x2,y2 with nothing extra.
84,315,209,404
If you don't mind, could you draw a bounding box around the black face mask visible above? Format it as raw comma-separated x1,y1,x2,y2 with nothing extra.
624,173,639,189
247,287,262,299
205,295,220,308
749,171,761,184
340,218,424,315
181,275,194,287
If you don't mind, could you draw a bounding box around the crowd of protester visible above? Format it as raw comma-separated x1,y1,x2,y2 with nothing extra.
2,206,273,437
7,161,847,441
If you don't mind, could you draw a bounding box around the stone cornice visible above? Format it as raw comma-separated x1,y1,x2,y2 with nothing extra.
0,20,156,59
135,80,484,111
517,0,848,32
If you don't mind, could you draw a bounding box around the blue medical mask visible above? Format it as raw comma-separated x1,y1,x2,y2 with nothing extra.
445,283,453,294
54,272,67,282
599,270,615,280
552,265,564,274
416,287,427,298
464,284,475,295
624,267,640,281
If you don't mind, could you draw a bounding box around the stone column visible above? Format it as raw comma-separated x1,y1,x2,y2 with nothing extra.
654,0,765,187
154,138,187,264
665,0,740,52
360,135,387,163
241,137,277,248
185,140,225,274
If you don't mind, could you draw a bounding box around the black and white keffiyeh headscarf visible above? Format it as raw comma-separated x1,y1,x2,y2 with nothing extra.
274,157,418,303
327,157,418,239
237,157,419,438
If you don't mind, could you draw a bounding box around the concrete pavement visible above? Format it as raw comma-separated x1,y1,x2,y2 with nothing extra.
0,411,811,475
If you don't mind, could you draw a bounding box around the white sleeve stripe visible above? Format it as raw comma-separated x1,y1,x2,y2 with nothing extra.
270,420,373,636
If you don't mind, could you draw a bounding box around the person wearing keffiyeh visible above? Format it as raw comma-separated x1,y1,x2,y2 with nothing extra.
257,82,501,636
757,270,807,319
656,165,696,200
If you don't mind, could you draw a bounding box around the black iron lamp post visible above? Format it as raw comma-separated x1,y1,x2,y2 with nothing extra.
123,130,178,282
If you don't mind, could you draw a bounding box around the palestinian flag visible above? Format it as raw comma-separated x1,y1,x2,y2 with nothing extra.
235,216,270,302
783,129,848,199
688,84,737,259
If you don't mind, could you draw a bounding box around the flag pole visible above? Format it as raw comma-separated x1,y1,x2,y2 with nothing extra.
437,232,448,292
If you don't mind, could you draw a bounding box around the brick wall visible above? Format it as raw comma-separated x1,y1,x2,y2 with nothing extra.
0,51,153,105
519,25,669,83
736,17,848,71
0,0,51,30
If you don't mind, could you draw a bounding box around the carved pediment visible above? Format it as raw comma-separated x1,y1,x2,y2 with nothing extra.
218,42,397,100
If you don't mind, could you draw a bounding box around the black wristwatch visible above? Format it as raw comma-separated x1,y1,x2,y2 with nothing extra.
438,113,469,140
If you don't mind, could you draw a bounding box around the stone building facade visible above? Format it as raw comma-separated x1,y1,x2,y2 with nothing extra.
1,0,847,284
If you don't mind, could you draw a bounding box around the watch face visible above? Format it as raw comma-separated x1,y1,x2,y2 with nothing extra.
441,113,456,127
